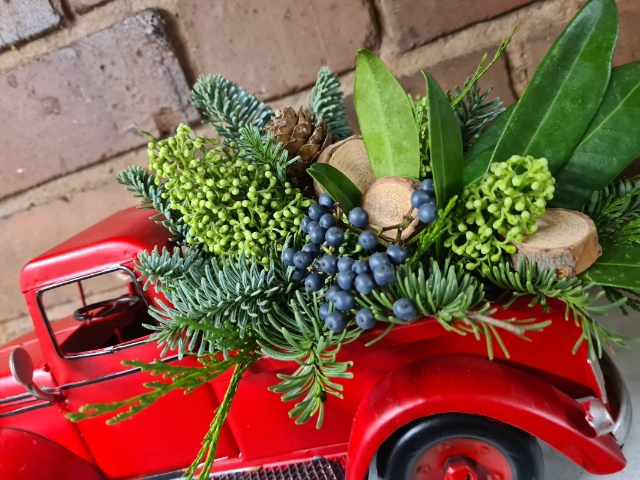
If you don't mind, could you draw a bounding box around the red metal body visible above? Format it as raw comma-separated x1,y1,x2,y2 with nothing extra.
0,207,630,479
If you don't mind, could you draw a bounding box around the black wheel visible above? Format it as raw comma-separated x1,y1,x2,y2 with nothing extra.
376,413,544,480
73,295,141,322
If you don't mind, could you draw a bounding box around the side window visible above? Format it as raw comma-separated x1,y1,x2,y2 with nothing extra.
38,269,154,357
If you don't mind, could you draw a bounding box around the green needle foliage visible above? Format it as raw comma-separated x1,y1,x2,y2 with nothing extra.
484,260,632,359
603,286,640,316
308,66,353,140
407,196,458,266
191,75,274,145
454,83,504,151
237,126,298,185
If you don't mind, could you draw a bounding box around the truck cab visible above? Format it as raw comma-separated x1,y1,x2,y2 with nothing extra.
0,207,633,480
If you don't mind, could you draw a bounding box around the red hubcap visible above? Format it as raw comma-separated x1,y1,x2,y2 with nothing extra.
411,438,512,480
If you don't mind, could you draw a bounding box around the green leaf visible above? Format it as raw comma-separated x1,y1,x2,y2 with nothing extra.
490,0,619,173
354,49,420,179
424,72,464,208
463,149,493,189
580,244,640,290
552,62,640,210
307,163,362,214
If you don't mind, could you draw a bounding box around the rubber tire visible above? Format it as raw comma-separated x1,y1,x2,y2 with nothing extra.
376,413,544,480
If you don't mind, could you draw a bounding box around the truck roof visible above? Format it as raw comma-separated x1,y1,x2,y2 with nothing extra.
20,207,173,293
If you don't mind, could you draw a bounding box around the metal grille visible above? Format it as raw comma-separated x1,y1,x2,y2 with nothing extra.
210,457,346,480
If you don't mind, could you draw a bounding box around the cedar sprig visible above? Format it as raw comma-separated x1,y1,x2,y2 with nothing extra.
483,259,632,359
308,66,353,140
191,75,274,145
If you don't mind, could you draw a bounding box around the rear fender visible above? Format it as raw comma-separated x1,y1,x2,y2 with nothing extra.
346,355,625,480
0,428,103,480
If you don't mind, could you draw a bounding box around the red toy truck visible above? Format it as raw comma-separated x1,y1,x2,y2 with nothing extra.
0,206,632,480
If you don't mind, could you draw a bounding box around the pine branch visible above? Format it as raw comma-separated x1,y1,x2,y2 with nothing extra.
603,286,640,316
308,67,352,140
483,259,633,359
406,196,458,264
135,246,206,293
191,75,274,145
118,166,190,242
454,83,504,151
256,291,361,427
237,126,298,184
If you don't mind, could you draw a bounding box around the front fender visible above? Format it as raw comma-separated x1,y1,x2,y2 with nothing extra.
346,355,626,480
0,428,103,480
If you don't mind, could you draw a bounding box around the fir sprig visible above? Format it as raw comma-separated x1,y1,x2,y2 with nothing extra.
308,66,352,140
256,291,361,427
603,286,640,316
191,75,274,145
237,126,299,184
483,260,632,359
118,166,190,242
407,196,458,265
454,83,504,151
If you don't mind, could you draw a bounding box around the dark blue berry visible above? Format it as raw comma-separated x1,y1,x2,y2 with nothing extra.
418,203,437,224
337,270,357,290
348,207,369,228
373,263,396,286
283,248,296,267
326,285,342,302
358,230,378,250
325,226,345,247
355,274,375,295
291,269,310,281
325,311,346,333
318,193,335,209
293,251,312,269
352,260,371,275
309,204,326,221
393,298,417,321
300,216,313,233
319,255,339,274
333,291,355,311
307,220,319,231
319,302,330,320
420,179,435,194
337,256,355,272
386,245,408,265
308,226,327,245
305,272,324,292
355,308,376,330
368,253,390,271
302,243,321,258
319,213,337,229
411,190,431,209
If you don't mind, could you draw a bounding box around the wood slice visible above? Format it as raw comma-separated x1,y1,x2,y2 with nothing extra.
511,208,602,279
313,135,375,197
361,176,420,242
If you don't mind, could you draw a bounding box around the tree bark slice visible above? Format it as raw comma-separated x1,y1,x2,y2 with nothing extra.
511,208,602,279
313,135,375,197
361,176,420,242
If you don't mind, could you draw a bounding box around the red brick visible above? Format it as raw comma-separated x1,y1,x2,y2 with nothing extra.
178,0,378,101
0,9,198,199
344,48,516,134
0,0,62,48
613,0,640,66
68,0,114,14
380,0,534,53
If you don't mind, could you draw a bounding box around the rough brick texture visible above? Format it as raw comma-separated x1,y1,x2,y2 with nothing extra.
178,0,377,100
68,0,114,14
0,0,62,49
614,0,640,66
0,9,197,199
380,0,534,53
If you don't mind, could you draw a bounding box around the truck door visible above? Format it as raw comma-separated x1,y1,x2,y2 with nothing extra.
37,267,239,479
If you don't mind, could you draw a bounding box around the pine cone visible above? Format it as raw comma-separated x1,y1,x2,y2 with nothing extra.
264,106,333,181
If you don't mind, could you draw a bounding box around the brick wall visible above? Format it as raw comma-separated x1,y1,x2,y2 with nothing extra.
1,0,638,343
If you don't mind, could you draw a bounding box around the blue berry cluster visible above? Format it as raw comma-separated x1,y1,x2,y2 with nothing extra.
412,179,438,224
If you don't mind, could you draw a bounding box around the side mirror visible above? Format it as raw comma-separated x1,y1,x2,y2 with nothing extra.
10,347,63,403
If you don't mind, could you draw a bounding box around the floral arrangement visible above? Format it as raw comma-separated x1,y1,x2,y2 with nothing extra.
68,0,640,477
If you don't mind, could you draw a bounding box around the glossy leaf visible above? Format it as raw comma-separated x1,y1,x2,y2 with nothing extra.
354,49,420,179
425,72,464,208
491,0,619,173
307,163,362,215
580,244,640,290
463,149,493,189
552,62,640,210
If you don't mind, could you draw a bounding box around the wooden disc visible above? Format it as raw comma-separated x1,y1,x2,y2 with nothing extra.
313,135,375,196
361,176,420,242
511,208,602,279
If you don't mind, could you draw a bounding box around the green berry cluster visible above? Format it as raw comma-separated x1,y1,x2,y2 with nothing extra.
445,155,555,269
148,124,314,263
